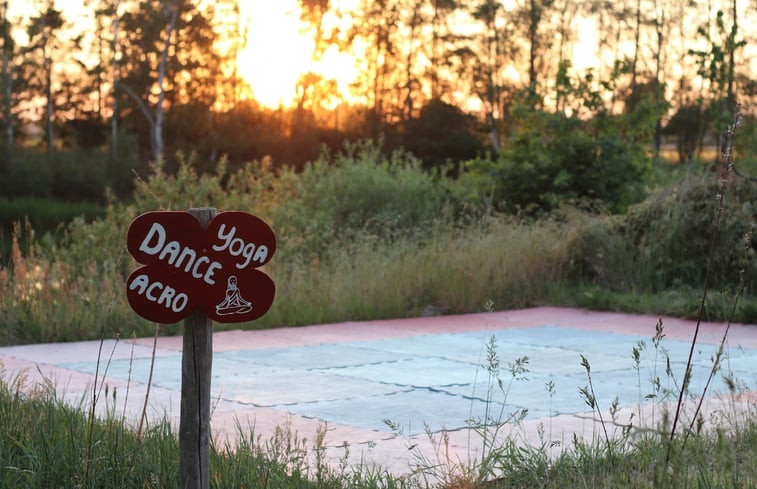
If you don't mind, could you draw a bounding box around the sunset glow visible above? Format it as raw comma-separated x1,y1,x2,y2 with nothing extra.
238,1,358,108
6,0,754,115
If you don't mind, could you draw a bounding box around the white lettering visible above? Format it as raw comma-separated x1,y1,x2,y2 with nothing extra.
237,243,255,269
212,224,235,252
139,223,166,255
158,240,181,265
172,293,189,312
253,245,269,264
229,237,244,256
204,262,221,285
146,281,162,301
176,247,197,272
128,274,150,294
157,286,176,307
137,223,223,281
129,274,189,314
212,222,270,269
192,256,210,279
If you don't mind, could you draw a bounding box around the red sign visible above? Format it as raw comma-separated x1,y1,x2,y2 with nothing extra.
126,211,276,324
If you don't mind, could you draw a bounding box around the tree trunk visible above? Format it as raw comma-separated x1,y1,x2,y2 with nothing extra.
431,1,440,99
45,37,54,154
652,0,666,163
403,4,420,121
111,3,119,159
2,45,12,153
630,0,642,93
154,0,179,162
527,0,538,93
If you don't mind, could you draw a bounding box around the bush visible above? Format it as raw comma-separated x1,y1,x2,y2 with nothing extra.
0,197,105,258
397,98,485,174
464,110,649,214
0,135,142,203
0,151,54,199
565,174,756,293
269,140,478,257
623,174,756,290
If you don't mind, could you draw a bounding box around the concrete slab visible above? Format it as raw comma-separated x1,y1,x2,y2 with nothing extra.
0,307,755,476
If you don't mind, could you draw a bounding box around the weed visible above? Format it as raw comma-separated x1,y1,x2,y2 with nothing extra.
666,104,745,466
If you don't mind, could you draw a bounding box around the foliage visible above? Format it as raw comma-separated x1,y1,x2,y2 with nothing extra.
1,137,756,346
0,136,141,202
688,9,748,146
733,114,757,179
397,98,485,174
270,141,474,257
565,175,756,294
1,0,755,174
464,107,650,214
0,197,104,259
663,105,707,164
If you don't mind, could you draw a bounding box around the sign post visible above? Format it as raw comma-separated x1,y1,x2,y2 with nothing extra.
180,208,215,489
125,207,276,489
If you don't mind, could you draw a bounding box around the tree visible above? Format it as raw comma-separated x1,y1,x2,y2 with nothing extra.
295,0,336,135
115,0,231,163
460,0,517,154
346,0,404,134
688,5,747,162
0,0,14,158
91,0,121,157
26,4,64,153
514,0,556,106
400,1,424,121
663,104,705,164
428,0,459,100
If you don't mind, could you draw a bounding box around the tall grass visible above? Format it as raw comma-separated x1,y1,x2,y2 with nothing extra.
0,139,754,346
0,366,408,489
263,216,564,326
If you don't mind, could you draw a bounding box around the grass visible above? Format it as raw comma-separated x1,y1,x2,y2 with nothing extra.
387,314,756,489
0,365,407,489
261,216,564,327
546,283,757,324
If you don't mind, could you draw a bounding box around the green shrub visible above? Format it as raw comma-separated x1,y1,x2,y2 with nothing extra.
623,175,755,290
271,140,475,257
0,197,106,261
564,174,756,294
464,110,649,214
0,142,141,203
0,152,54,199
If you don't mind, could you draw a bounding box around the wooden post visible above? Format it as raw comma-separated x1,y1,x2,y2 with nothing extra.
180,207,216,489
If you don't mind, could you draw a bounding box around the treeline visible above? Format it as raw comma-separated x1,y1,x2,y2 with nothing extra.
0,0,754,204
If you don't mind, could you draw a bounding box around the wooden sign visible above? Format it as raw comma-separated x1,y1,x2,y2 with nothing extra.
126,210,276,324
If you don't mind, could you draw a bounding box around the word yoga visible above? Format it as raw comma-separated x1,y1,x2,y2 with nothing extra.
126,210,276,324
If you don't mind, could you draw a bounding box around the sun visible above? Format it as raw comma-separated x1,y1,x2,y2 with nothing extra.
237,1,357,109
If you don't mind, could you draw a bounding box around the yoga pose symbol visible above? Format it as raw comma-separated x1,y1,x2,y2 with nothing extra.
215,275,253,315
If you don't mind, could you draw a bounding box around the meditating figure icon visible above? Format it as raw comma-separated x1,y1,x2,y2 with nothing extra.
215,275,253,315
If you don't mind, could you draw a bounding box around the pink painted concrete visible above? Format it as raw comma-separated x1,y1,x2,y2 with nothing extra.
1,306,754,477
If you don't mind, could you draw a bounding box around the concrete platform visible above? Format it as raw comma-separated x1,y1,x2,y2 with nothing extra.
1,307,755,475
